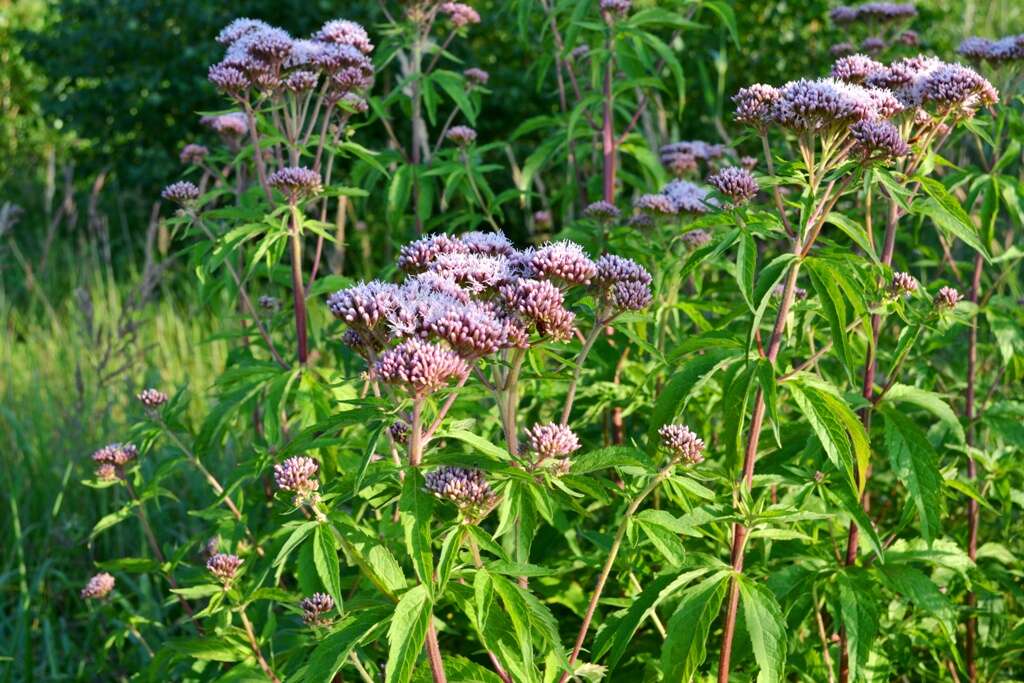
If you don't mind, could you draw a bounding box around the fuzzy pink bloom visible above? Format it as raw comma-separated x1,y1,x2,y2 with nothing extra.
274,456,320,494
137,388,168,409
770,78,902,132
81,572,115,599
96,463,118,481
459,231,515,256
831,55,886,84
268,167,322,201
934,286,962,309
531,241,597,285
301,593,335,626
707,167,758,204
600,0,631,19
425,466,498,518
850,120,910,160
658,424,705,464
733,84,780,129
216,18,272,45
740,156,758,170
389,421,409,444
91,443,139,466
664,179,713,214
464,67,490,86
314,19,373,54
284,70,319,93
162,181,200,205
533,210,553,229
526,423,580,461
429,301,508,356
890,271,919,296
207,553,243,582
634,193,677,216
594,254,652,288
594,254,653,311
179,144,209,165
327,281,399,330
440,3,481,28
583,200,621,221
830,42,856,57
682,229,712,249
500,278,575,340
397,234,469,272
861,37,885,54
446,125,478,146
202,112,248,138
899,30,919,47
374,339,469,395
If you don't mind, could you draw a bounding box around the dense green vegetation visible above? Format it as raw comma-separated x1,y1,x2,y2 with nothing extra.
2,1,1024,682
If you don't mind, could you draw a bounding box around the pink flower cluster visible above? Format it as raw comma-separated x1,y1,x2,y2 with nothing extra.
658,424,706,464
327,232,652,394
659,140,728,176
209,17,374,101
424,466,498,520
90,443,139,480
959,35,1024,65
830,3,917,25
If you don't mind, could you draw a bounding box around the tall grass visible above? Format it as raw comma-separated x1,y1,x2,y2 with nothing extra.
0,238,227,681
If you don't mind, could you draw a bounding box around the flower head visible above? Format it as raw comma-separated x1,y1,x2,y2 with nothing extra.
397,234,468,272
91,443,139,466
389,421,409,444
161,181,200,205
531,241,597,285
594,254,652,311
284,70,319,93
770,78,902,132
830,42,856,57
446,125,478,146
440,3,481,28
634,193,677,217
180,144,209,165
374,339,469,395
137,388,168,409
268,167,322,202
899,30,919,46
327,281,399,331
850,120,910,160
464,67,489,86
533,210,553,230
600,0,631,20
314,19,373,54
525,423,580,462
733,84,780,130
584,201,621,222
217,18,273,45
459,231,515,256
934,286,962,310
682,229,712,249
274,456,320,496
429,300,508,356
207,553,243,582
889,271,919,297
861,37,885,54
425,467,498,520
831,55,886,84
658,424,705,464
500,278,575,340
81,572,115,599
301,593,335,626
663,179,713,214
707,167,759,205
202,112,248,138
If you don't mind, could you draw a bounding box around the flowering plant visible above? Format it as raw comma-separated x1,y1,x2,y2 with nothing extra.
71,5,1024,683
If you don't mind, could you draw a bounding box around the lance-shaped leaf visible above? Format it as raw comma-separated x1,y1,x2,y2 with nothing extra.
386,585,433,683
838,571,879,683
660,571,730,682
740,578,787,683
881,408,943,545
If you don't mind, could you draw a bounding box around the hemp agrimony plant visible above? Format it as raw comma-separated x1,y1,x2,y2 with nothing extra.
73,5,1024,683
